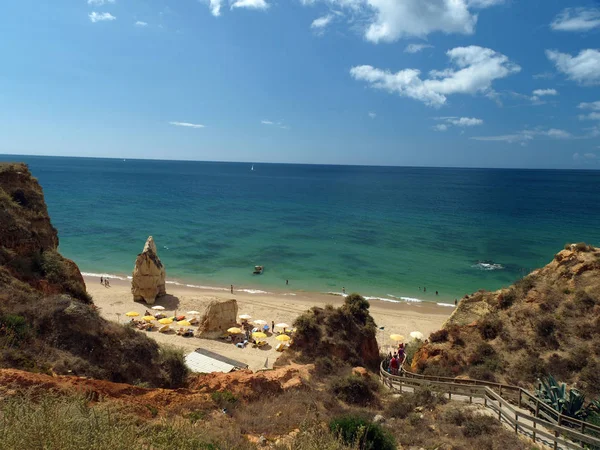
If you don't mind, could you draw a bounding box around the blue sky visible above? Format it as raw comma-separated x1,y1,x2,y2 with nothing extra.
1,0,599,168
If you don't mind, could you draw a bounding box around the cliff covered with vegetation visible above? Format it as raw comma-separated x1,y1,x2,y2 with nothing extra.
0,163,186,387
412,243,600,396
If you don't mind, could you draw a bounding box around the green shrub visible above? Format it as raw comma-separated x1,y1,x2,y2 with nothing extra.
477,315,503,340
515,276,536,295
498,290,516,309
469,342,497,366
385,396,414,419
443,407,470,425
0,314,31,347
429,329,448,343
580,361,600,397
405,340,423,365
462,416,497,437
329,414,395,450
329,374,378,406
468,365,496,381
313,356,336,376
158,345,188,388
211,390,238,409
535,316,556,339
413,384,447,408
573,291,596,312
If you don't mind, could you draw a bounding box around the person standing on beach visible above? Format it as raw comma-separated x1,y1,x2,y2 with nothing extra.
271,321,275,332
342,287,346,294
100,276,103,285
230,285,233,294
454,299,458,306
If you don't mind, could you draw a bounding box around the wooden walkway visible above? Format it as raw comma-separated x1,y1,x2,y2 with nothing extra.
380,361,600,450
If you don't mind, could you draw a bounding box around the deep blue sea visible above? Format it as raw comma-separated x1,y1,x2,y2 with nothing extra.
2,155,599,305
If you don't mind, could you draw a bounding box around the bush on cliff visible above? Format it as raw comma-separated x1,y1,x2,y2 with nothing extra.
291,294,379,370
329,414,395,450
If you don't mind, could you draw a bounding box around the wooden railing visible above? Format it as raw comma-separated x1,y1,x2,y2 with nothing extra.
380,360,600,450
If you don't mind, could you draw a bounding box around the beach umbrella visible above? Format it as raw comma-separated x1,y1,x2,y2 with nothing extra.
410,331,424,340
142,316,155,322
125,311,140,317
276,334,291,342
390,334,405,342
252,332,267,339
158,318,173,325
187,310,201,315
177,320,191,327
239,314,252,320
152,306,165,311
227,327,242,334
275,323,290,329
253,319,267,325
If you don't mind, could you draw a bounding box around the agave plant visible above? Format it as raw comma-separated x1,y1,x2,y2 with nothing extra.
536,375,588,420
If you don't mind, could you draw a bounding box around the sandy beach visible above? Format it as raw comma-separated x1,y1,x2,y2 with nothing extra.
86,276,452,370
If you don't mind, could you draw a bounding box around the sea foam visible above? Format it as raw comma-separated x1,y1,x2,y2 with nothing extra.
472,262,504,271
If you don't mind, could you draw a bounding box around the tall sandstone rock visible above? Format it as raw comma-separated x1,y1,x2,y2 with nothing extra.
131,236,166,304
197,299,238,337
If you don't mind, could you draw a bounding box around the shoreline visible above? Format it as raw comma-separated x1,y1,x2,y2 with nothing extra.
80,269,459,310
84,275,453,370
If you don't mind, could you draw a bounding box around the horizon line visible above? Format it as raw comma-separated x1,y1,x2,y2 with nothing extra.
0,153,599,172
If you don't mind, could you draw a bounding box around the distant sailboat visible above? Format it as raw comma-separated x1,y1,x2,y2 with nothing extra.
251,164,254,171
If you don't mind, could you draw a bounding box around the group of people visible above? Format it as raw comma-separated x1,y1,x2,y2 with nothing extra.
385,343,406,375
99,276,110,288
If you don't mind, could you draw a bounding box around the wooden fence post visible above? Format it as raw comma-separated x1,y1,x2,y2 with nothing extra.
554,430,558,450
532,420,536,443
514,413,518,433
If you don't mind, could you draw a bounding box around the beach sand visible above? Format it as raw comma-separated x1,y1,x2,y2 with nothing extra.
87,276,452,371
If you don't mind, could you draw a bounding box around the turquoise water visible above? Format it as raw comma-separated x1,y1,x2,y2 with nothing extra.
2,155,599,304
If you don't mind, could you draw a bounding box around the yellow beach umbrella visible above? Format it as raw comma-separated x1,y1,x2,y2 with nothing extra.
252,332,267,339
227,327,242,334
276,334,291,342
158,318,173,325
125,311,140,317
390,334,405,342
177,320,191,327
142,316,155,322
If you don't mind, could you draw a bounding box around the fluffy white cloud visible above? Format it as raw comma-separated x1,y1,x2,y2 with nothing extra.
448,117,483,126
551,7,600,32
300,0,503,43
87,0,115,5
433,124,448,132
405,43,434,54
471,128,572,144
231,0,269,10
261,120,275,125
169,121,205,128
546,49,600,86
209,0,223,16
368,112,376,118
580,112,600,121
532,89,557,97
135,21,148,27
350,46,520,107
311,14,334,29
579,101,600,110
89,12,116,22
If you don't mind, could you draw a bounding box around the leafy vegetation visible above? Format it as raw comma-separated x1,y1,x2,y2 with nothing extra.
329,374,378,406
329,414,395,450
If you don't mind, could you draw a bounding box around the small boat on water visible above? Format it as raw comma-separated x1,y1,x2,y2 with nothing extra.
253,265,264,275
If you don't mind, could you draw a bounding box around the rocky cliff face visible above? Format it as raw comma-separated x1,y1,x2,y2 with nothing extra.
0,163,186,387
413,244,600,395
0,163,87,301
131,236,166,304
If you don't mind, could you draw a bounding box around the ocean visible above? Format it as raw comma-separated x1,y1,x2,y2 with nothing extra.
2,155,599,305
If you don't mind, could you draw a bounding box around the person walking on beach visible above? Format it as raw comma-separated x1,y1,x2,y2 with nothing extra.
271,321,275,332
100,276,103,285
230,285,233,294
454,298,458,306
342,287,346,294
105,278,110,287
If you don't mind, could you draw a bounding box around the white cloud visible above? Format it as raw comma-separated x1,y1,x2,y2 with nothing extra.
551,7,600,32
533,72,554,80
368,112,376,118
405,43,434,54
87,0,115,5
350,46,520,107
471,128,572,144
261,120,275,125
546,49,600,86
573,152,598,163
448,117,483,126
89,12,116,22
579,101,600,111
532,89,557,97
135,21,148,27
231,0,269,10
169,121,205,128
433,124,448,132
579,112,600,121
209,0,223,16
311,14,334,30
300,0,504,43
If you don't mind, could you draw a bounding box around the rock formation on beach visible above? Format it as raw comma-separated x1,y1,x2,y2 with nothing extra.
131,236,166,304
196,298,238,337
